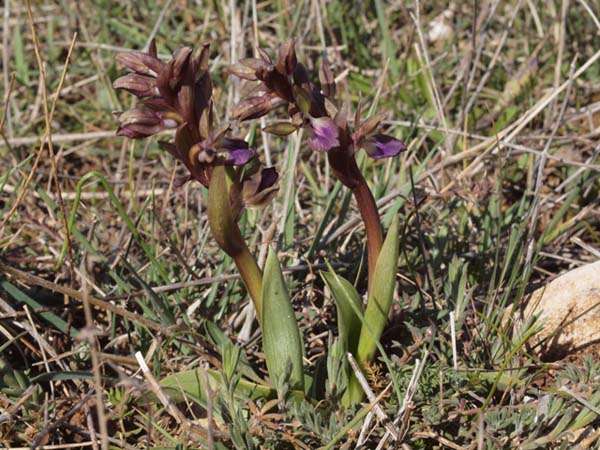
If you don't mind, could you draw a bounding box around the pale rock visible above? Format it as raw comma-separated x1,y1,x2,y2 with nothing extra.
427,9,454,44
518,260,600,359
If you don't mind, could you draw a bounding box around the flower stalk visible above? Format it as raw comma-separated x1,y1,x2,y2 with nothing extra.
208,165,264,322
230,41,405,286
351,175,383,285
113,40,279,326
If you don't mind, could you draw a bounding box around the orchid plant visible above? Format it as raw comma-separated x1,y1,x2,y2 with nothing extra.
114,39,404,406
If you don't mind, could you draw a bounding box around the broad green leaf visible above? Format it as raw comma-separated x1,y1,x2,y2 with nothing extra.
159,368,305,408
320,268,362,355
356,215,400,363
261,247,304,391
346,215,399,403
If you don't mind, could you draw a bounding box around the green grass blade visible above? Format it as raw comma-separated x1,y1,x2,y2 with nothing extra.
0,276,78,337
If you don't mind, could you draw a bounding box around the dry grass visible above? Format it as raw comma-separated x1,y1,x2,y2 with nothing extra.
1,1,599,449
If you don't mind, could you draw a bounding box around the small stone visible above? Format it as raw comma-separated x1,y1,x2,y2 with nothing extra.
517,260,600,359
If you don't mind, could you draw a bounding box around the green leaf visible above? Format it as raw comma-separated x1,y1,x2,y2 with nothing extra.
320,268,362,355
261,247,304,391
161,369,263,408
159,368,305,408
357,215,400,363
346,215,400,403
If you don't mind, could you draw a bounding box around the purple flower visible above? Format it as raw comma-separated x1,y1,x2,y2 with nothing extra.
361,134,407,159
230,165,279,216
114,40,260,188
352,109,406,160
306,117,340,152
220,139,256,166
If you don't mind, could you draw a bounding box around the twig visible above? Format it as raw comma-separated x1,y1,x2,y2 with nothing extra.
0,21,77,243
24,1,78,281
347,352,399,440
577,0,600,30
80,221,109,450
450,311,457,370
143,0,172,51
523,57,578,276
355,411,375,449
376,350,429,449
135,351,189,427
2,0,13,139
559,386,600,416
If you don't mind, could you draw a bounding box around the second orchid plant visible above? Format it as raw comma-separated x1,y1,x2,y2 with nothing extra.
114,39,405,405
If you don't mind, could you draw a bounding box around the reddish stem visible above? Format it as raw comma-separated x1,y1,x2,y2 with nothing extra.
351,174,383,289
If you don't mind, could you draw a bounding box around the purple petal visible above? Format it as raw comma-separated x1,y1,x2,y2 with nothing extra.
307,117,339,152
362,134,406,159
220,138,256,165
238,166,279,208
257,167,278,193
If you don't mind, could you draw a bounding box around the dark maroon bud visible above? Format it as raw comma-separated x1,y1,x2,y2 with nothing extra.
113,73,158,97
172,47,193,82
257,47,273,64
116,109,176,138
227,63,259,81
319,60,336,98
276,39,297,75
233,94,286,121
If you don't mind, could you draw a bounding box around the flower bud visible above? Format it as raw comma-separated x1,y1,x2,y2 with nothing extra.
233,94,285,121
276,39,297,76
262,121,298,136
113,73,158,97
115,51,164,76
116,109,175,138
319,60,336,98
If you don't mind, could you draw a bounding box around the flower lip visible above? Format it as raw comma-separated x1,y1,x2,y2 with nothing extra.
220,138,257,166
256,166,278,192
362,134,407,159
240,166,279,208
306,116,340,153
